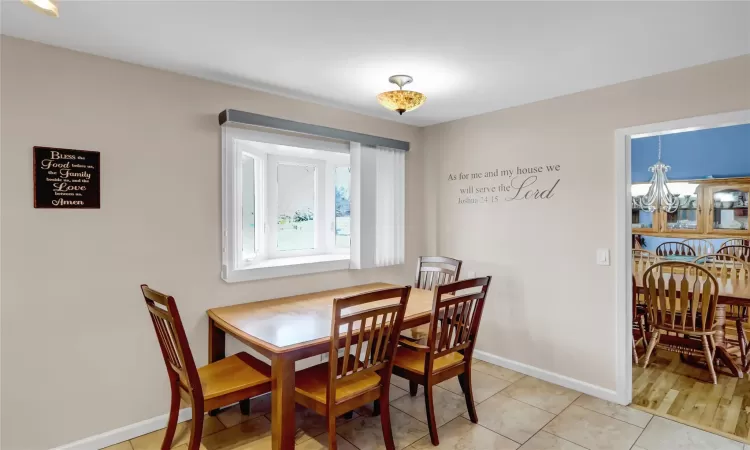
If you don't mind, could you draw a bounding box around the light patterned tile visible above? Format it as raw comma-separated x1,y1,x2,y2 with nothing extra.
635,416,744,450
199,416,271,449
405,416,518,450
502,377,581,414
224,432,358,450
573,394,652,427
390,385,409,402
337,407,429,450
391,386,470,427
438,370,511,403
130,414,225,450
518,431,587,450
263,405,358,444
392,376,423,396
469,394,555,444
356,386,409,417
217,394,272,428
472,359,525,383
632,447,648,450
102,442,134,450
543,405,643,450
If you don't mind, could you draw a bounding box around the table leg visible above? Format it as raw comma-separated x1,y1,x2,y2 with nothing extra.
208,318,226,416
714,305,743,378
271,355,296,450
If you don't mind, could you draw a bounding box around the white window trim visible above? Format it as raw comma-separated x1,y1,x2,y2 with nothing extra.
222,126,351,283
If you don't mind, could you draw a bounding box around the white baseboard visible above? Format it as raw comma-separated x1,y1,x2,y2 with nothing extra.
53,407,193,450
473,349,621,404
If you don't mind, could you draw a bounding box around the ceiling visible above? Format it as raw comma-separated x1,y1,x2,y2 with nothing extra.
2,1,749,127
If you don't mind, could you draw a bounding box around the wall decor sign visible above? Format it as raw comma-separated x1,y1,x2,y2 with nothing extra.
33,146,100,208
447,164,562,204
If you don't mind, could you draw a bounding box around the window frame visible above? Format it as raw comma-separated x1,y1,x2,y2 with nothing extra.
222,126,351,283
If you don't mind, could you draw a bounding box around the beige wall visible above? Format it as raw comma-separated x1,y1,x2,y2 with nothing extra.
423,55,750,391
0,37,425,449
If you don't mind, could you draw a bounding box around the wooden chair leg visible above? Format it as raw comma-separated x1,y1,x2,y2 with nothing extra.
643,330,660,369
632,337,639,365
379,391,396,450
327,414,338,450
702,335,718,385
187,403,204,450
737,319,748,370
161,378,181,450
424,385,439,446
458,371,478,423
457,372,467,394
409,380,419,397
240,399,250,415
639,317,649,353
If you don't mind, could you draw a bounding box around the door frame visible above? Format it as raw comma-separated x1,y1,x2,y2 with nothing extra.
614,109,750,405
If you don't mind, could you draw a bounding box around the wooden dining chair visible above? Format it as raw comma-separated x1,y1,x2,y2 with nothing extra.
141,285,272,450
632,276,648,364
632,249,661,273
717,245,750,263
402,257,463,342
293,286,410,450
694,253,750,370
720,239,750,249
682,238,715,257
392,277,491,445
415,256,463,289
641,262,721,383
655,241,696,257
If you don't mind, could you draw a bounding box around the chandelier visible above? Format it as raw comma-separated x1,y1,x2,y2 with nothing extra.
22,0,58,17
377,75,426,115
638,135,679,213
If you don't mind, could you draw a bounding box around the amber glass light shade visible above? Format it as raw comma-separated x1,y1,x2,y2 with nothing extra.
22,0,59,17
377,90,427,115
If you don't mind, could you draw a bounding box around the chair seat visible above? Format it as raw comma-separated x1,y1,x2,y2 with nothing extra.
401,324,430,341
394,346,464,375
295,357,381,404
197,352,271,400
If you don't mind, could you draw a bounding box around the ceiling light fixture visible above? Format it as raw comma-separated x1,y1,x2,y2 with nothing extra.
22,0,58,17
638,135,679,213
377,75,426,115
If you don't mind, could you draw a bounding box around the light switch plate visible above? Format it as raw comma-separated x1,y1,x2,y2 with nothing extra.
597,248,610,266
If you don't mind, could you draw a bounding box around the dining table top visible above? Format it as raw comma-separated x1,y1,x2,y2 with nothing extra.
207,282,435,355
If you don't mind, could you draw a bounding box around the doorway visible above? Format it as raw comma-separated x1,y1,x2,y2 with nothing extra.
615,109,750,440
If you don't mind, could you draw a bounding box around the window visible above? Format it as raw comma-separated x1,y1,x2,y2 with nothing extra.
222,127,352,282
222,126,405,283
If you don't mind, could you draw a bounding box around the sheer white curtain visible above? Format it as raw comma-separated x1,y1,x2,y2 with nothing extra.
349,144,405,269
374,146,405,267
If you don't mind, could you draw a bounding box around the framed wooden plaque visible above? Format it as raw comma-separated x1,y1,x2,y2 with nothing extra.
33,146,101,209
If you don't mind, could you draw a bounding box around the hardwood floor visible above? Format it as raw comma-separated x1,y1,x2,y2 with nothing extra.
632,346,750,443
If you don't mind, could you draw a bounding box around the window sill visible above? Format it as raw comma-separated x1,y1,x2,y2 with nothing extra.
222,254,350,283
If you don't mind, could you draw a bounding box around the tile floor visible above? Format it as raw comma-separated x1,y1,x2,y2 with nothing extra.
105,359,750,450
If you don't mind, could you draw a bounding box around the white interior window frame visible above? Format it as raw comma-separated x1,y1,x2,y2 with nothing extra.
222,126,351,283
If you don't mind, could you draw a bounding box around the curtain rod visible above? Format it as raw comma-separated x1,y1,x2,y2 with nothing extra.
218,109,410,151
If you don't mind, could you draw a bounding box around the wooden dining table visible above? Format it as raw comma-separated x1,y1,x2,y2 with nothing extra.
206,282,435,450
634,269,750,378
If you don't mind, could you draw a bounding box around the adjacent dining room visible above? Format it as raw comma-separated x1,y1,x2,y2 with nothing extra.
2,2,750,450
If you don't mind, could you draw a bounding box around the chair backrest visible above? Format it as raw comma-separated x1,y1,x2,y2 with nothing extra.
717,245,750,263
655,241,696,257
425,277,491,372
694,253,750,281
415,256,462,290
632,249,660,273
141,285,202,399
682,239,715,256
643,262,720,333
328,286,410,405
721,239,750,249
